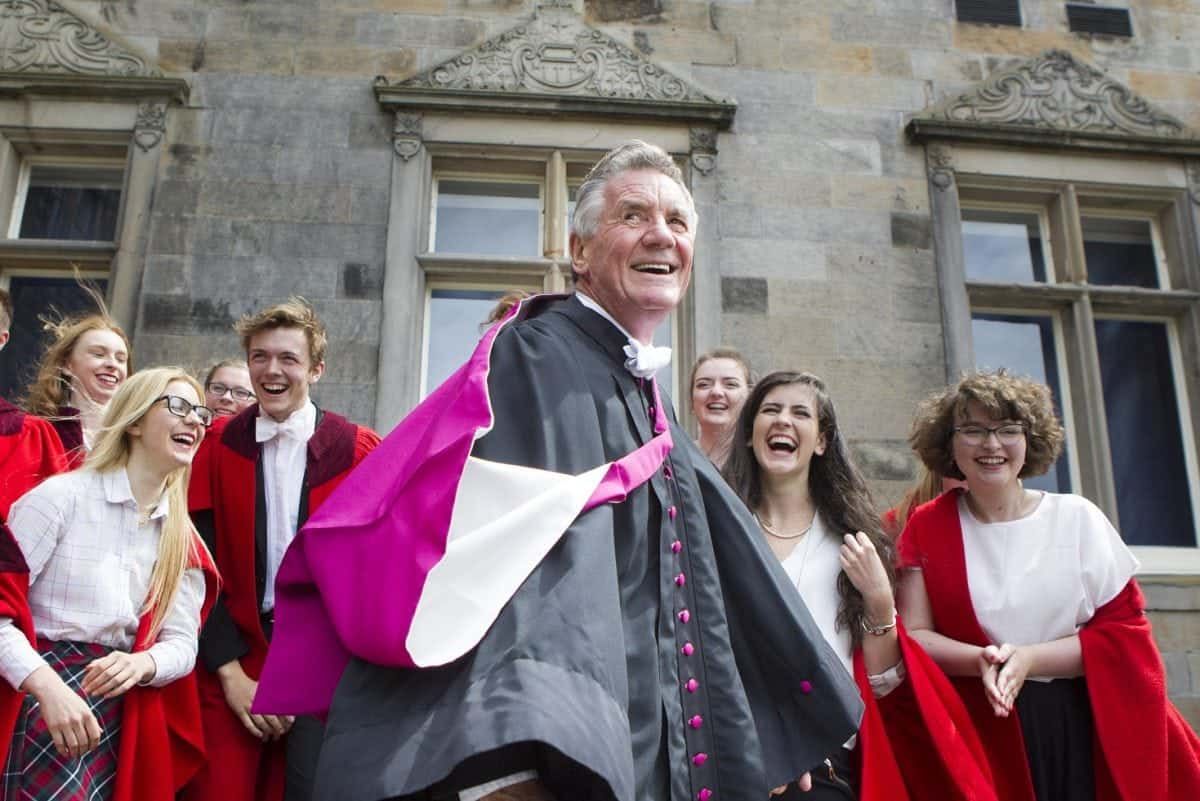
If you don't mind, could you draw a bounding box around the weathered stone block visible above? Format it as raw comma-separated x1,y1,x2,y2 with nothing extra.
1150,610,1200,653
831,14,950,48
198,181,351,224
722,277,768,314
815,75,928,111
267,222,388,261
1142,580,1200,611
197,40,295,74
190,257,340,300
349,187,391,225
141,294,237,335
721,239,827,281
891,212,932,250
341,262,384,300
152,180,202,217
586,0,664,23
1164,650,1194,695
894,284,942,324
191,218,272,258
850,440,917,482
142,255,191,296
355,14,485,48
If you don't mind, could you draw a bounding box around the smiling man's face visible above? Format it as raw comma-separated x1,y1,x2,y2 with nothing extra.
570,168,695,343
247,327,323,422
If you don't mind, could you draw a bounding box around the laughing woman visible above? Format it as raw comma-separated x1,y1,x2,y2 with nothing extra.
25,313,131,468
724,371,994,801
690,348,751,467
897,370,1200,801
0,367,218,801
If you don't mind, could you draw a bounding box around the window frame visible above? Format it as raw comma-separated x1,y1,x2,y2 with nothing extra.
930,147,1200,572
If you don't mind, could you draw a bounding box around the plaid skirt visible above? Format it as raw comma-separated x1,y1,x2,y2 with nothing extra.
1,640,124,801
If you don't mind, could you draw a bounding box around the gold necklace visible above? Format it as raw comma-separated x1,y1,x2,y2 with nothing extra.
754,512,814,540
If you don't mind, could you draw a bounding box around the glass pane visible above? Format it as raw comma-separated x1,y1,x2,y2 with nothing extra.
1094,319,1194,546
961,210,1047,283
971,313,1070,492
434,180,540,258
0,276,109,399
1082,217,1159,288
18,165,122,241
424,288,507,395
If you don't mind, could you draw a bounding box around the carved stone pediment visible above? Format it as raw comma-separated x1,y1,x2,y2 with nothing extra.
0,0,186,101
375,1,735,128
908,50,1200,155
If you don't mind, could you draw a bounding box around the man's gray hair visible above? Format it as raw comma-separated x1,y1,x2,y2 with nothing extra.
571,140,697,239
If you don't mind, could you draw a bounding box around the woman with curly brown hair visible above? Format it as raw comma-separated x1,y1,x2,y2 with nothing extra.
25,313,130,467
897,370,1200,801
724,371,995,801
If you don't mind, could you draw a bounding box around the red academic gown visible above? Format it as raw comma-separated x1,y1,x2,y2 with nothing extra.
854,623,998,801
0,518,219,801
0,398,67,521
183,406,379,801
48,407,85,470
899,490,1200,801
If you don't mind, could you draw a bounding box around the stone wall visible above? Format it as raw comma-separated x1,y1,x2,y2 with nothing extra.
52,0,1200,726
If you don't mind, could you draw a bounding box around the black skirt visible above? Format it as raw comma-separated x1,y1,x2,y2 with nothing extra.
1016,677,1095,801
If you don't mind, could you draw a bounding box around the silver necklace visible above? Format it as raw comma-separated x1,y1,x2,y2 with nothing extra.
754,512,814,540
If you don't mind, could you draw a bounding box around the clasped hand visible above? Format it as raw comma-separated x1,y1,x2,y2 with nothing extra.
979,643,1030,716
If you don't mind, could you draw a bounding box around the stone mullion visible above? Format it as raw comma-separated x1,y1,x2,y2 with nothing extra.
925,143,974,382
685,127,719,421
1063,293,1119,523
374,111,431,430
109,99,167,330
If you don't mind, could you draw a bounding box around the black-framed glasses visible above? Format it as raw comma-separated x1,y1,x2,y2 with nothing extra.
953,423,1027,445
156,395,215,427
206,382,255,402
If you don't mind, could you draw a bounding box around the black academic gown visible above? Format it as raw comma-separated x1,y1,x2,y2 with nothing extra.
315,295,861,801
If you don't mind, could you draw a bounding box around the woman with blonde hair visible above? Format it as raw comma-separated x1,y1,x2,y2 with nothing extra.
25,310,131,468
0,367,218,801
690,348,751,466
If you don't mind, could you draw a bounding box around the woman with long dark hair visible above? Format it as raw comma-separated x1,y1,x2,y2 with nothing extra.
725,370,994,801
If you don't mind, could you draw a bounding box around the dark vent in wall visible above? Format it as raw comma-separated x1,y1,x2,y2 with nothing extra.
955,0,1022,26
1066,4,1134,36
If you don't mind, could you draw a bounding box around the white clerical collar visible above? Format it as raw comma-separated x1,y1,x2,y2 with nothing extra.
256,400,317,444
574,291,672,378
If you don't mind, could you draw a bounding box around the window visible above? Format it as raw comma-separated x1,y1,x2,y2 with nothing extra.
955,0,1022,26
1066,4,1133,37
10,161,123,241
956,177,1200,555
418,151,676,399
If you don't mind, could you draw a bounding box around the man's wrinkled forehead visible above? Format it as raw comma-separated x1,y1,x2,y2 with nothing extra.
603,168,696,220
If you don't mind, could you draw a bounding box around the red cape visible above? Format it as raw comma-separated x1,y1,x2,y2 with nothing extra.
184,407,378,801
854,624,997,801
899,490,1200,801
0,518,218,801
0,398,67,521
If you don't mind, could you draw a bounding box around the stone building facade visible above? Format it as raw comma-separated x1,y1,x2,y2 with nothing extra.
0,0,1197,725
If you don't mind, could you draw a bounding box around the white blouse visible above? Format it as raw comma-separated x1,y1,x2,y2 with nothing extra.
780,514,854,681
0,468,205,690
960,491,1138,679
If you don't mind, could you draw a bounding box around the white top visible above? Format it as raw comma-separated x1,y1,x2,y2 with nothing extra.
960,492,1138,679
256,401,316,613
780,514,854,681
0,468,205,690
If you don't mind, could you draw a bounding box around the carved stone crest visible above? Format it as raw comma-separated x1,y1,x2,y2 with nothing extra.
385,4,724,106
926,143,955,192
132,101,166,152
689,126,717,176
0,0,159,77
921,50,1186,139
393,112,422,161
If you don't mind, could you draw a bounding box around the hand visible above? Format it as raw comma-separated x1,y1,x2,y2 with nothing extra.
979,643,1015,716
81,651,155,699
216,660,294,741
769,772,812,795
21,665,102,759
995,644,1031,713
839,531,893,616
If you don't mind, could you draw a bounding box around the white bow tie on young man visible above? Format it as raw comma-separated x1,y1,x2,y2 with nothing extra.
623,339,673,379
255,414,309,443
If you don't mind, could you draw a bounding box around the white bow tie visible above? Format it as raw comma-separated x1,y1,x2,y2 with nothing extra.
256,415,308,443
623,340,673,379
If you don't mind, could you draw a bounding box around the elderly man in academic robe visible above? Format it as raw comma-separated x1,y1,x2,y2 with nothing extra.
255,141,863,801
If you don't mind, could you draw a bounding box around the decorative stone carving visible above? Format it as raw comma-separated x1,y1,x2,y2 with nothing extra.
132,101,166,152
393,111,423,161
384,3,725,106
927,143,955,192
689,126,717,176
1187,162,1200,206
920,50,1187,139
0,0,159,77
